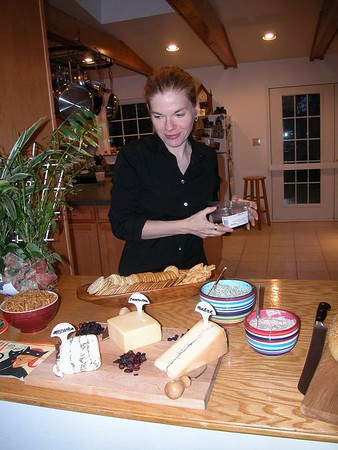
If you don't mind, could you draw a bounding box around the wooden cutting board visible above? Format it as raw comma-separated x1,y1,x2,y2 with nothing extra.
300,345,338,425
25,328,222,410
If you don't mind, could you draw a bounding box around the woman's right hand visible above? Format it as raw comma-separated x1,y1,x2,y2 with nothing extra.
185,207,233,238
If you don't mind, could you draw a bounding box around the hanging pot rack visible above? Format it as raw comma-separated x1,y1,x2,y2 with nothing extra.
49,45,113,70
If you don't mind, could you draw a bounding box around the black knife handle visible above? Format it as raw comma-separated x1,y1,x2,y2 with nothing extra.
316,302,331,323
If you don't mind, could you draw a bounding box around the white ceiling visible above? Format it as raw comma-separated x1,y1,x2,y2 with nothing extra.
48,0,338,77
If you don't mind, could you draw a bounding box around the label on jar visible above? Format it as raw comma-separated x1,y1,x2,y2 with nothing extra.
221,209,248,228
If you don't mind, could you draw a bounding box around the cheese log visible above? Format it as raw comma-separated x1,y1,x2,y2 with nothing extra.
107,311,162,352
154,320,227,380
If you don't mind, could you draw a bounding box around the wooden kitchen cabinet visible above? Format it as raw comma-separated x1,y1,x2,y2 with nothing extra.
67,205,124,276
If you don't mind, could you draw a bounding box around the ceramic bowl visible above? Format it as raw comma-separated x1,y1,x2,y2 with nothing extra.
245,308,300,356
0,290,59,333
199,279,255,325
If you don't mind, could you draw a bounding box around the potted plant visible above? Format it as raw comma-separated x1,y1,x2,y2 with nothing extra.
0,111,99,294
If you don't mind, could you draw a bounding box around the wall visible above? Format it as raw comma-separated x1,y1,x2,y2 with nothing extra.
113,54,338,202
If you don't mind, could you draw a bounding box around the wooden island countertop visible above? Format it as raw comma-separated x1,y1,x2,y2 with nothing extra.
0,276,337,446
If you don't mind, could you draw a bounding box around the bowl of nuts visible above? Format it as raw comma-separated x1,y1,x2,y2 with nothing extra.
0,290,59,333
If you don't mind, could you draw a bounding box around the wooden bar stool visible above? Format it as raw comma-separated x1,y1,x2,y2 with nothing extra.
243,176,271,230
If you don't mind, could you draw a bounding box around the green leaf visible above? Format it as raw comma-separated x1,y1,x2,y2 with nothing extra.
2,195,17,220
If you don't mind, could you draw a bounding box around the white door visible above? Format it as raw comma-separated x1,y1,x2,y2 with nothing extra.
269,84,338,221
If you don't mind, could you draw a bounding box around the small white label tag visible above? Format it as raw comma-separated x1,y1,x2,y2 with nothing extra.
221,210,248,228
195,301,216,326
128,292,150,314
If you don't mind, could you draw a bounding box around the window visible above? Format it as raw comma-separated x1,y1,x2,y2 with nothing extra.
108,102,153,148
282,93,321,204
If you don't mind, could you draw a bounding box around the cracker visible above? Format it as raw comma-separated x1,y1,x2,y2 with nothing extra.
87,276,105,295
164,265,180,276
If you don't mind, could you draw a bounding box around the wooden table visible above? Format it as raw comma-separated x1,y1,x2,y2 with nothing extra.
1,276,337,447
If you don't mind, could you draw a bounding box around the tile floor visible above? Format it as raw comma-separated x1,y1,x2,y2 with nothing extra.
220,221,338,280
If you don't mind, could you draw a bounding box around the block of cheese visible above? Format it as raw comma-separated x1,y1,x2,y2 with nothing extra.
154,320,227,380
107,310,162,352
53,334,101,377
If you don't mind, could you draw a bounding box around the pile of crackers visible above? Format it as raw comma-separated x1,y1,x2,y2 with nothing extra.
87,263,216,296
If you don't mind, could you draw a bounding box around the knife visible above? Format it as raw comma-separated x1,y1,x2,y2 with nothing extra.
297,302,331,395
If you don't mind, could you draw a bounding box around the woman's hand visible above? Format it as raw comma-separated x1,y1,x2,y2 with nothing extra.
186,206,233,238
231,195,258,229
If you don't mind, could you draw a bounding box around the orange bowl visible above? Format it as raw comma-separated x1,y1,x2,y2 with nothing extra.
0,290,59,333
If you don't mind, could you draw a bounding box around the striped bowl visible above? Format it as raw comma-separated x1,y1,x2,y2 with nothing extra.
199,279,255,325
245,308,300,356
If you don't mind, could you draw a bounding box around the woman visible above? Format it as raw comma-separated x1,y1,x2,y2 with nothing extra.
109,66,257,275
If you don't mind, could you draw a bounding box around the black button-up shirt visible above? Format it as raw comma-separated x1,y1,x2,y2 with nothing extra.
109,134,220,275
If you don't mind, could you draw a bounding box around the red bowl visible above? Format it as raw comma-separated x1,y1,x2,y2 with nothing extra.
0,291,59,333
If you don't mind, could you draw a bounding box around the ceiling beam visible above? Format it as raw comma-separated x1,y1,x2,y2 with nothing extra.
166,0,237,68
45,5,153,76
310,0,338,61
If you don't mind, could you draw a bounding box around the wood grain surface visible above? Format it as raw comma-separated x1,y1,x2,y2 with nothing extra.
1,276,337,444
26,328,222,410
301,345,338,425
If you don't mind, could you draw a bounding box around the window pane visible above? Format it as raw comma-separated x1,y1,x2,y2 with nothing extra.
282,96,294,117
284,183,295,204
123,120,138,135
284,170,295,183
309,183,320,203
296,170,308,183
124,135,138,145
296,118,307,139
283,141,295,162
296,140,308,161
283,118,294,139
109,136,124,147
297,184,308,203
296,95,307,116
309,117,320,138
309,140,320,161
137,103,150,118
138,118,153,134
121,104,136,119
109,121,123,136
308,93,320,116
309,169,320,182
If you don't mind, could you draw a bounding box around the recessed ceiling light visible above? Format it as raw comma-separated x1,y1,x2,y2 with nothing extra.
166,44,180,52
83,57,94,64
262,32,277,41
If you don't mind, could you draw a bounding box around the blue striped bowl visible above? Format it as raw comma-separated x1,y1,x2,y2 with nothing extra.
245,309,300,356
200,279,255,325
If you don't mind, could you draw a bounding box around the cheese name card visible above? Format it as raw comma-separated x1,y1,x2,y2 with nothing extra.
154,301,227,380
107,293,162,352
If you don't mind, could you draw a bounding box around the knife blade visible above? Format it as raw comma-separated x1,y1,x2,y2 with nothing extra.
297,301,331,395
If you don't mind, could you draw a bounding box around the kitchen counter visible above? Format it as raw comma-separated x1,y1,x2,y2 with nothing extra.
68,179,113,206
0,276,337,448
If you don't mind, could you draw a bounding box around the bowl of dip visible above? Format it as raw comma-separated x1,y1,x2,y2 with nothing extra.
200,279,255,325
245,308,300,356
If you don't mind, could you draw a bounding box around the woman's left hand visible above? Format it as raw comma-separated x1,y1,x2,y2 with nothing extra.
231,195,258,229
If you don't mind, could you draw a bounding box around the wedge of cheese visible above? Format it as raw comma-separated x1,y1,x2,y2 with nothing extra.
53,334,101,377
154,320,227,380
108,311,162,352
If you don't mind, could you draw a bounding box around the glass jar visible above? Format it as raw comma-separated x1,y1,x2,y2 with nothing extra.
209,201,248,228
